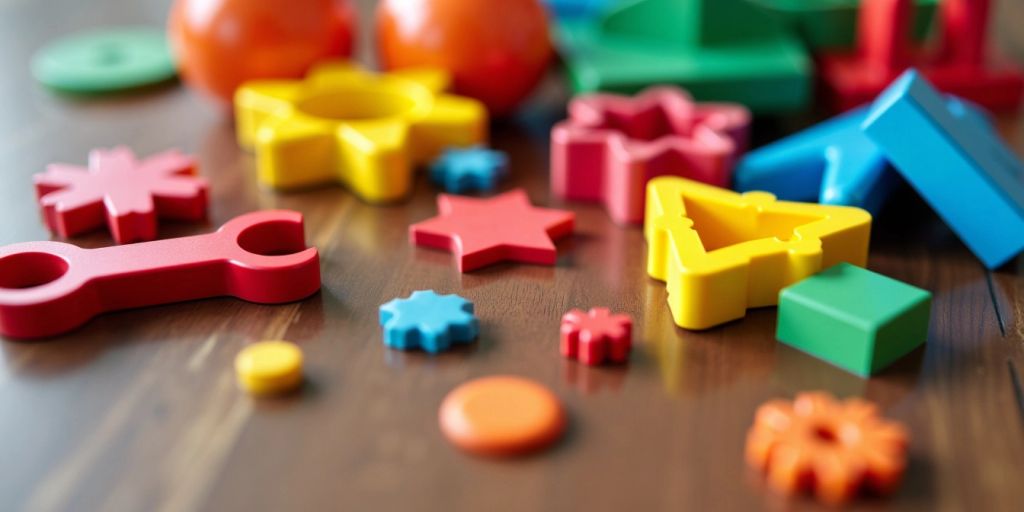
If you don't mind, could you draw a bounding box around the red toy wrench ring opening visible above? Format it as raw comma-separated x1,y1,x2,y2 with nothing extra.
0,210,321,339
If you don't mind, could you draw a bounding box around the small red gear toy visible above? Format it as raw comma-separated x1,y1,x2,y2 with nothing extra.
560,307,633,365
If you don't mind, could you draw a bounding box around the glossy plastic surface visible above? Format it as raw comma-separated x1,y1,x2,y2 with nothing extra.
644,177,871,330
377,0,553,116
439,376,566,456
235,61,487,202
379,290,478,353
553,0,810,113
862,70,1024,269
552,86,749,224
560,307,633,365
168,0,356,105
34,146,206,244
0,210,321,339
819,0,1023,112
410,189,574,272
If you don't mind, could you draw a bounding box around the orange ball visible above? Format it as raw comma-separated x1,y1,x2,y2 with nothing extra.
376,0,553,117
168,0,356,105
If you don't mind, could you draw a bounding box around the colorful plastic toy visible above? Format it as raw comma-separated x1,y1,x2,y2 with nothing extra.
235,340,305,395
429,145,508,194
645,177,871,330
439,376,566,456
235,61,487,202
747,391,909,504
0,210,320,339
552,0,810,112
735,94,991,214
379,290,479,353
777,263,931,376
33,146,206,244
754,0,937,50
551,86,750,224
863,70,1024,269
169,0,356,105
410,189,575,272
32,27,176,93
560,307,633,365
820,0,1024,112
734,107,892,214
376,0,553,116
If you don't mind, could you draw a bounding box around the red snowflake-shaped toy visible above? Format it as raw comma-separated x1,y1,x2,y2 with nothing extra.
33,146,207,244
560,307,633,365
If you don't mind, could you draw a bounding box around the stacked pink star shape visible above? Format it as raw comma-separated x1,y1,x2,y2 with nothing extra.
33,146,207,243
550,86,750,224
560,307,633,365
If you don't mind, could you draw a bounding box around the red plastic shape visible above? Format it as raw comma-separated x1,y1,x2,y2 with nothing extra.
409,189,575,272
0,210,320,339
551,87,750,224
560,307,633,365
820,0,1024,112
34,147,208,244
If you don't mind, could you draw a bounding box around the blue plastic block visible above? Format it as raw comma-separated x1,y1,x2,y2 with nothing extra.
429,145,508,194
735,94,994,216
734,106,895,214
379,290,479,353
863,70,1024,269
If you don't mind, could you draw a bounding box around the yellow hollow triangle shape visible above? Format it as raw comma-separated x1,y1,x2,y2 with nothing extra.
644,177,872,330
234,61,488,203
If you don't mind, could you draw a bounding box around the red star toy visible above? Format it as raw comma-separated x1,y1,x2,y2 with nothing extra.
34,146,207,244
409,189,575,272
551,86,750,224
560,307,633,365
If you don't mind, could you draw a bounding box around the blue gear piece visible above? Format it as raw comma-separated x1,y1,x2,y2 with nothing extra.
378,290,479,353
429,145,508,194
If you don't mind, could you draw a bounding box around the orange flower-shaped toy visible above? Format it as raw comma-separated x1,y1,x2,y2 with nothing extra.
746,392,909,505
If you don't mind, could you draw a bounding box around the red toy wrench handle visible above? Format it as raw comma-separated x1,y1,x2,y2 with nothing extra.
0,210,320,339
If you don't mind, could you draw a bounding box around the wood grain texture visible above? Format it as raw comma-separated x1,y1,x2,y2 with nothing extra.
0,0,1022,511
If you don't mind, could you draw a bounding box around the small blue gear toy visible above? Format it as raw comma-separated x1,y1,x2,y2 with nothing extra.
378,290,479,353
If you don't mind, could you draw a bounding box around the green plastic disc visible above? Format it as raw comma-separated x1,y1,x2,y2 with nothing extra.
32,27,177,93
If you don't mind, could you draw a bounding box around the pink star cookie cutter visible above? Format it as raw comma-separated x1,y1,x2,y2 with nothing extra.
550,86,750,224
33,146,208,244
560,307,633,365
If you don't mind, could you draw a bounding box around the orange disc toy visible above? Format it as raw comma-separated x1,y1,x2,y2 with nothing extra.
439,376,566,456
746,391,909,505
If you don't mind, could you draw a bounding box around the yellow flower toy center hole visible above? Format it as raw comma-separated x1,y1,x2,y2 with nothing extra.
297,88,418,121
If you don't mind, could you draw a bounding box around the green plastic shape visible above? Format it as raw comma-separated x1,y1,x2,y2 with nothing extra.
753,0,938,50
32,27,177,94
776,263,931,377
553,0,810,113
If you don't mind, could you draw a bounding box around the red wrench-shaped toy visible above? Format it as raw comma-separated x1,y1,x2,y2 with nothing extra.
0,210,320,339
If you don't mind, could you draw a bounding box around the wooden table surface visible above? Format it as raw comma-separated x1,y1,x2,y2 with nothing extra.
2,0,1023,511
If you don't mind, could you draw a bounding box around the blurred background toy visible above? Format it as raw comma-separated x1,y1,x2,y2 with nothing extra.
168,0,356,106
376,0,553,117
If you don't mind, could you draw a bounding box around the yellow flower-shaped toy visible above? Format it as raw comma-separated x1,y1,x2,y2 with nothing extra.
235,61,487,202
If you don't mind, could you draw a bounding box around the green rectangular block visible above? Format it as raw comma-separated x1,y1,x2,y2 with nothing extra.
776,263,931,376
553,0,811,114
